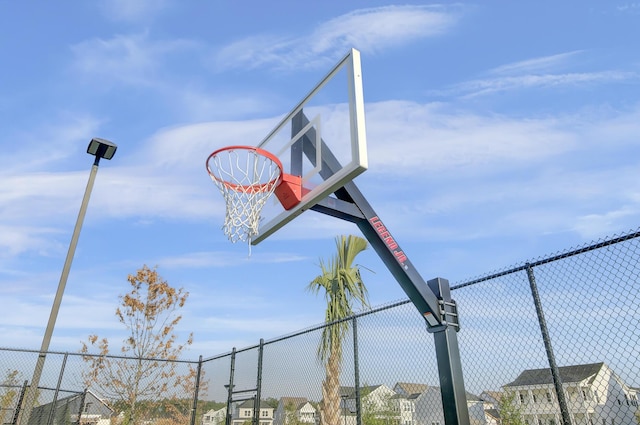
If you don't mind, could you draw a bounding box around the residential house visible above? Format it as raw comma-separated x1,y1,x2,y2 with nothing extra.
273,397,317,425
478,391,502,410
390,392,420,425
412,387,487,425
202,406,227,425
503,362,639,425
478,391,502,425
26,390,113,425
394,383,429,398
391,383,428,425
339,385,396,425
232,399,275,425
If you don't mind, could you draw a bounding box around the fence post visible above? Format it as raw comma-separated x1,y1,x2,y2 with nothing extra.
525,264,573,425
225,348,236,425
76,389,87,425
253,339,264,425
46,352,68,425
190,355,203,425
12,380,28,425
352,317,362,425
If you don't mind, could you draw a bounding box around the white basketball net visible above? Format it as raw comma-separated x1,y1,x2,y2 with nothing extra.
207,147,282,246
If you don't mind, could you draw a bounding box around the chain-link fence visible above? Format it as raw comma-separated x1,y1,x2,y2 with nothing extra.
2,229,639,425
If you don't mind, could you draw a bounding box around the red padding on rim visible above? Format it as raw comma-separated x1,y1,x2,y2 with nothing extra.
274,173,305,210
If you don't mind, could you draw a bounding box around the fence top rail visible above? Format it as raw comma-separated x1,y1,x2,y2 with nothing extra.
451,228,640,290
0,346,198,364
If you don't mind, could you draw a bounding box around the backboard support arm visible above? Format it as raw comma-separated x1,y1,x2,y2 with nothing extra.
291,110,470,425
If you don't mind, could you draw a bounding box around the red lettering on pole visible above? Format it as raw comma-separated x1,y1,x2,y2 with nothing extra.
369,216,406,266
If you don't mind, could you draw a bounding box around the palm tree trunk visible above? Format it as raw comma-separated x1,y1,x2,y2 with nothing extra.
322,348,342,425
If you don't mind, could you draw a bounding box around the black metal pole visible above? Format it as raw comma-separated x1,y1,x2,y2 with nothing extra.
46,353,68,425
189,355,203,425
428,278,470,425
525,264,572,425
352,317,362,425
225,348,236,425
76,389,87,425
12,381,28,425
253,339,264,425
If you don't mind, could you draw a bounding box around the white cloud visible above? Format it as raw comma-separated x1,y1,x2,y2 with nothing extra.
444,71,638,98
0,114,103,173
489,51,585,76
71,32,196,86
4,99,640,262
365,100,576,174
156,251,309,269
215,5,462,71
573,206,639,239
99,0,172,22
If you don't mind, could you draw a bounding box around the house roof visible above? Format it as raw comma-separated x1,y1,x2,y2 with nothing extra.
418,387,481,402
390,393,421,401
394,382,428,396
279,397,311,410
480,391,502,402
36,389,113,413
485,409,500,420
504,362,605,387
339,385,383,399
237,399,274,409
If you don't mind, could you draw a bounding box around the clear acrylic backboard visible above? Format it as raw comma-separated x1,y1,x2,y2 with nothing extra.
251,48,368,244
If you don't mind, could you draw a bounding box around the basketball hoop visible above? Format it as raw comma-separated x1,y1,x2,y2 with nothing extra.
206,146,283,246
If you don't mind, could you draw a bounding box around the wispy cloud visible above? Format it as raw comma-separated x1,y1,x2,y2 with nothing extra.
442,71,638,98
215,5,463,71
156,251,309,268
616,3,640,13
434,51,639,98
489,51,584,76
99,0,173,22
71,32,197,86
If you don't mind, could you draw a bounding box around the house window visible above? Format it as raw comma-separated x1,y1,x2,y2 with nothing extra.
520,394,526,404
549,419,555,425
546,392,552,403
533,394,538,403
538,420,543,425
244,410,252,417
594,391,600,403
582,389,588,401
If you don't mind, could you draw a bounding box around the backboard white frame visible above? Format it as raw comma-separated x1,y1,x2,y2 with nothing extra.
253,48,368,244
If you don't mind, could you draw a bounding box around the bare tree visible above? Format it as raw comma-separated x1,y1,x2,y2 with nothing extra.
1,369,23,424
80,265,193,425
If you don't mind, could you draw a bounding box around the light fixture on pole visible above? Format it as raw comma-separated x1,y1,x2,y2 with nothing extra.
19,138,117,425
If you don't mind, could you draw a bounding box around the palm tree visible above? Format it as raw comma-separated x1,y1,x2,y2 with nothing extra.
307,235,370,425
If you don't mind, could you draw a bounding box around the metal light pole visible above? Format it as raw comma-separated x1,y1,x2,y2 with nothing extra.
19,138,117,425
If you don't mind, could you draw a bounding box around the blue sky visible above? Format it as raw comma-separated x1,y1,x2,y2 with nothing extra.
1,1,639,358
